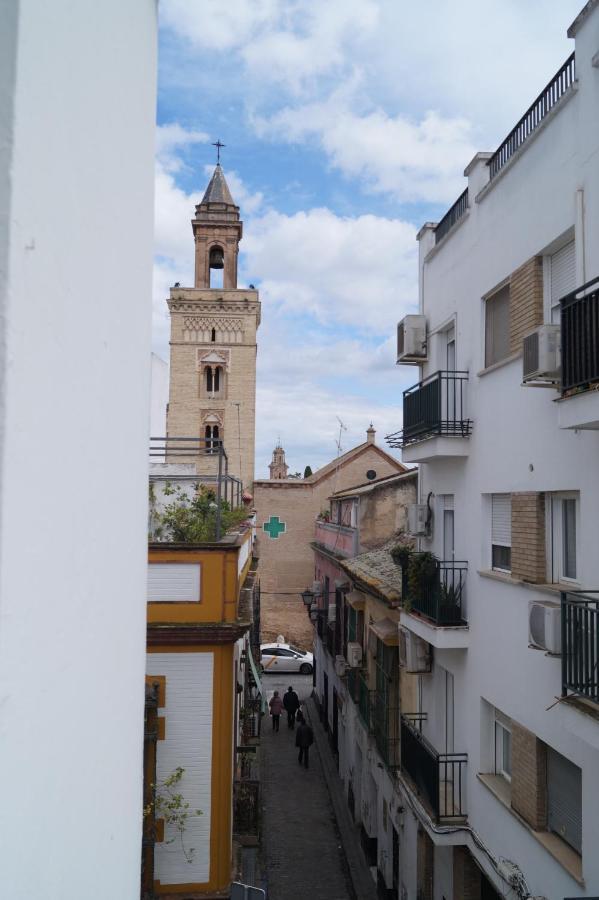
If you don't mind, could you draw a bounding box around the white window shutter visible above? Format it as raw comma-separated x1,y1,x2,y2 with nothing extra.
550,241,576,305
492,494,511,547
147,563,201,602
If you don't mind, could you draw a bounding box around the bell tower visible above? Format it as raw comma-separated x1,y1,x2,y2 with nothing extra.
269,443,289,480
165,163,261,491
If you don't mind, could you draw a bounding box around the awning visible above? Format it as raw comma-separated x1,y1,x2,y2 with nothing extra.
370,617,400,646
346,590,365,611
246,644,266,712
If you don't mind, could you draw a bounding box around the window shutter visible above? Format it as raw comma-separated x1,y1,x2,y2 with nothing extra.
147,563,201,602
550,241,576,305
547,747,582,853
492,495,511,547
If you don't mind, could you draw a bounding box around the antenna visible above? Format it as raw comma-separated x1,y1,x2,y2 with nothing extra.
331,416,348,497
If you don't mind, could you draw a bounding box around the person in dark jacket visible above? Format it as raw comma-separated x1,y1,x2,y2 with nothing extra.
283,685,300,729
295,719,314,768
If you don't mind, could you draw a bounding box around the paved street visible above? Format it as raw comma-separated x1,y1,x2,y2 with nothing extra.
260,674,354,900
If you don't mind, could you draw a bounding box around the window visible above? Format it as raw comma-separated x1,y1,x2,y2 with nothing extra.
494,710,512,781
205,423,220,453
548,493,578,583
491,494,511,572
211,327,216,342
548,240,575,324
205,365,222,394
485,284,510,367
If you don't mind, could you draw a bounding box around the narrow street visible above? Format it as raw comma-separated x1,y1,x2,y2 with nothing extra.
260,675,354,900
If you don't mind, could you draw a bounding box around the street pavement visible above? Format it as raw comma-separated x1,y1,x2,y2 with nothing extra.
260,673,354,900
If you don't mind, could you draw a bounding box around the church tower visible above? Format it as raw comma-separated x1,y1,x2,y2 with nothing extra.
269,443,289,480
166,164,261,491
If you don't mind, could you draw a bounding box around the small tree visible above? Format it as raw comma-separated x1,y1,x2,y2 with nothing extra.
304,465,313,478
151,483,249,543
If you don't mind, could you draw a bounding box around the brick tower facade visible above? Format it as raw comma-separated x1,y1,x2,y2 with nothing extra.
166,165,261,491
268,444,289,480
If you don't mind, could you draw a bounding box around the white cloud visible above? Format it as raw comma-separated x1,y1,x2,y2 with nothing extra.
155,123,210,173
243,207,417,331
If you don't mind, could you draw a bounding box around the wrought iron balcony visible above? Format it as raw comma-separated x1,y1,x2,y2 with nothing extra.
387,370,471,450
233,778,260,836
561,276,599,394
402,556,467,626
435,188,469,244
562,591,599,706
400,714,467,821
372,701,401,771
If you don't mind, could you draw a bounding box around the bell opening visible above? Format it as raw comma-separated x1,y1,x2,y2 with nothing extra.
209,246,224,270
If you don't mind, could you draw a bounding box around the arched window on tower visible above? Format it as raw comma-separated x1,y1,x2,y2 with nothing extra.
209,245,224,289
205,424,220,454
204,365,223,397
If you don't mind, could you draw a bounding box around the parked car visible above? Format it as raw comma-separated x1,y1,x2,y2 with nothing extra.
260,642,313,675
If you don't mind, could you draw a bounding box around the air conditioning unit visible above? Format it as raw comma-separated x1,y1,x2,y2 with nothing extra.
328,601,337,623
399,626,431,673
312,581,322,595
529,601,561,653
335,655,349,677
397,315,427,364
522,325,561,386
346,641,363,668
408,503,429,537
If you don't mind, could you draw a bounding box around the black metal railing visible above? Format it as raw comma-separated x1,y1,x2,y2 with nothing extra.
149,436,243,540
402,557,467,625
326,623,335,657
386,371,471,449
373,703,401,770
400,715,467,820
488,52,576,180
562,591,599,705
560,276,599,393
435,188,469,244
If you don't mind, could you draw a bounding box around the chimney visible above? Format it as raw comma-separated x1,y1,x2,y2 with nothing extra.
366,424,375,444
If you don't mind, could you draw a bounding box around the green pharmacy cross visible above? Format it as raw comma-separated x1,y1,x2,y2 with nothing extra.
263,515,286,540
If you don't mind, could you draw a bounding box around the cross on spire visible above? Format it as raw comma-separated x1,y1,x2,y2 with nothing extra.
212,139,226,164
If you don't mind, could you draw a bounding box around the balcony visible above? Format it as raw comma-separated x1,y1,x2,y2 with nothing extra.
386,371,471,463
562,591,599,706
358,672,374,730
313,519,359,558
558,277,599,430
435,188,469,245
372,701,401,771
400,714,467,822
399,554,469,648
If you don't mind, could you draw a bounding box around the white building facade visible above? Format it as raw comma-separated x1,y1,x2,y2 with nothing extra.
0,3,157,898
389,3,599,899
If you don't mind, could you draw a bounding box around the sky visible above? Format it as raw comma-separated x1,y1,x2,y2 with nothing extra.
154,0,582,477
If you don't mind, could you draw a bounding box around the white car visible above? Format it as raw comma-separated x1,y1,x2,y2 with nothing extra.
260,642,314,675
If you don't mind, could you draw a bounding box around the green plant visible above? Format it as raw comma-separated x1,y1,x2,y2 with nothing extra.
304,465,313,478
151,483,249,543
391,544,412,569
407,551,437,601
144,767,202,864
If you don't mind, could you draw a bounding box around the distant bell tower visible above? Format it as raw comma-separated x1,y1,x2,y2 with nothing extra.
166,161,261,491
269,443,289,480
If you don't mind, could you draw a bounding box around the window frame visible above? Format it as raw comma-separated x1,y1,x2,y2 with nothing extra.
491,493,512,574
494,710,512,782
547,492,580,585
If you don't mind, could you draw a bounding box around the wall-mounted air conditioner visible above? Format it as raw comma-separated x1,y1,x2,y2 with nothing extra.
528,601,561,653
408,503,429,537
328,601,337,623
522,325,560,386
399,626,431,673
335,655,349,677
346,642,363,668
397,315,427,365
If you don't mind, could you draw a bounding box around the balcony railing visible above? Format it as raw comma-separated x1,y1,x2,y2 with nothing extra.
373,702,401,771
400,715,467,821
488,52,576,180
314,519,359,558
562,591,599,705
560,276,599,394
386,370,471,449
435,188,469,244
233,779,260,836
402,557,467,625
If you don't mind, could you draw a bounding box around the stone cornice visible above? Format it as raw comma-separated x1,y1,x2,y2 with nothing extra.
168,301,261,316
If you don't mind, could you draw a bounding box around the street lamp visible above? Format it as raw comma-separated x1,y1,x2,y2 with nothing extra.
301,587,315,608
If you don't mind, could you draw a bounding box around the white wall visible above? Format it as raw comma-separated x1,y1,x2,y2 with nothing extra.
0,3,157,898
408,7,599,898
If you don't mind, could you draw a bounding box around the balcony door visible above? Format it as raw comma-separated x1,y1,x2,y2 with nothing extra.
440,494,455,562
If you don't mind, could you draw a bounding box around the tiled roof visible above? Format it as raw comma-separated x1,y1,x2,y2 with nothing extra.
201,164,236,205
338,539,403,604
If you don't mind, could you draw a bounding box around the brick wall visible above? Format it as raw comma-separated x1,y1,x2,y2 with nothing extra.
452,846,482,900
509,256,543,355
511,721,547,830
511,492,546,583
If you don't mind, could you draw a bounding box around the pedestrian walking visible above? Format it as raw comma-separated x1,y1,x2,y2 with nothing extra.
295,718,314,768
283,685,300,729
269,691,284,732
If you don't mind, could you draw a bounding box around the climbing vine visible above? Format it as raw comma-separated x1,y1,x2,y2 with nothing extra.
145,767,203,864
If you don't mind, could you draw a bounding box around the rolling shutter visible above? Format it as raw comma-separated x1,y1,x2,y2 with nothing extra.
492,495,511,547
147,563,201,602
550,241,576,305
547,747,582,853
